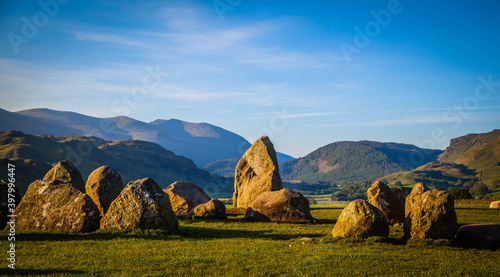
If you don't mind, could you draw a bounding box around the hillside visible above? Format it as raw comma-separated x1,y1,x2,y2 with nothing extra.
203,158,239,177
438,129,500,180
0,131,229,197
280,141,442,184
378,162,478,189
378,129,500,197
1,108,295,167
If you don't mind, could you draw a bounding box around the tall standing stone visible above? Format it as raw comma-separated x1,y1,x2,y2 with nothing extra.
367,181,405,225
404,189,457,239
233,136,283,208
85,166,123,217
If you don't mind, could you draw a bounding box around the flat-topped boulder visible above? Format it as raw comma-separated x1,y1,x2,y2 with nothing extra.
0,180,20,229
367,181,404,225
14,180,100,232
404,189,457,239
490,200,500,209
191,199,227,219
43,160,85,193
456,224,500,250
101,178,178,231
85,166,123,217
233,136,283,208
332,199,389,238
243,189,312,223
163,181,211,217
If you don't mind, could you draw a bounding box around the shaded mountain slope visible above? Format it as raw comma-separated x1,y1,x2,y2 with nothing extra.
0,131,226,197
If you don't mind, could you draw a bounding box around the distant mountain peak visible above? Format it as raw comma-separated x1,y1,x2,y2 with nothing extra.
0,108,267,167
150,118,221,138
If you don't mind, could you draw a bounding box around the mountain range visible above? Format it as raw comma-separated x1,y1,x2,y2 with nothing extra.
0,130,230,197
0,108,293,167
1,108,498,198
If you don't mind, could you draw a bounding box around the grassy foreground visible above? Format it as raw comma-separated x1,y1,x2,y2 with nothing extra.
1,203,499,276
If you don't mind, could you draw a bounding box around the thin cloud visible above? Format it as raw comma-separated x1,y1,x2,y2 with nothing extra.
152,84,255,101
250,111,345,120
316,112,500,127
379,106,500,114
74,32,144,47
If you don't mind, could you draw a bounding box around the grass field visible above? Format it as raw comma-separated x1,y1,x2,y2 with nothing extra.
1,202,499,276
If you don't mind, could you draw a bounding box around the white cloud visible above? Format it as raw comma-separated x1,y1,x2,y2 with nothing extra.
315,111,500,127
249,110,345,120
74,32,144,47
152,84,255,101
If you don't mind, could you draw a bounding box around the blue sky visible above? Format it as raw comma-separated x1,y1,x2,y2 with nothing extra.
1,0,500,157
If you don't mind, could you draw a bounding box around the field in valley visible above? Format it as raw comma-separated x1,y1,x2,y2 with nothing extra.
1,202,499,276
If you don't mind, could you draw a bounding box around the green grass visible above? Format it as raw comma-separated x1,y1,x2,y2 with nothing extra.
1,203,499,276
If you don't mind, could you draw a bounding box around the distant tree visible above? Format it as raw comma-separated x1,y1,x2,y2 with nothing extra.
462,181,473,189
309,198,317,205
470,182,490,198
448,187,473,199
332,192,347,201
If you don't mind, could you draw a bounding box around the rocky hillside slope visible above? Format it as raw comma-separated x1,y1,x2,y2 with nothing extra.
0,131,229,197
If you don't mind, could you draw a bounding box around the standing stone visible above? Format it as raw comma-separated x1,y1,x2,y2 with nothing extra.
0,180,20,229
192,199,227,219
404,189,457,239
233,136,283,208
43,160,85,193
405,182,430,217
332,199,389,238
243,189,312,223
490,201,500,209
163,181,211,217
14,180,100,232
456,224,500,250
101,178,178,231
85,166,123,217
367,181,405,225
